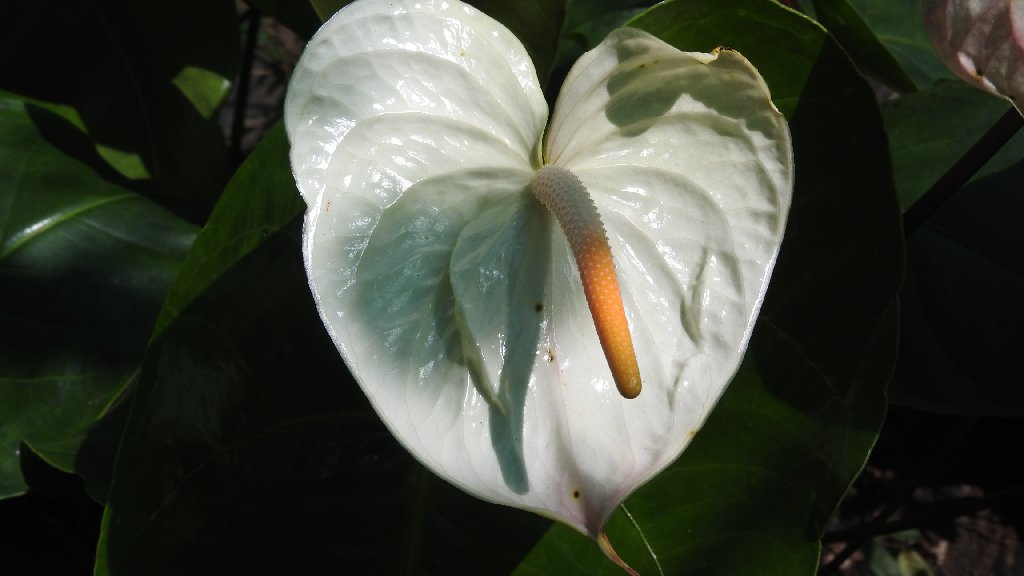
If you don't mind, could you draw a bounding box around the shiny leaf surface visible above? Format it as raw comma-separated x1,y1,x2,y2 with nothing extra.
0,98,196,498
843,0,956,89
812,0,917,92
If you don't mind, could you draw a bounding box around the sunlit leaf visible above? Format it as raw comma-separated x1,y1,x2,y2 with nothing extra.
0,97,196,498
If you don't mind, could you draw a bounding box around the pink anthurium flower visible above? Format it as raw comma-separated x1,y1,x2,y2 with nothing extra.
284,0,792,570
925,0,1024,114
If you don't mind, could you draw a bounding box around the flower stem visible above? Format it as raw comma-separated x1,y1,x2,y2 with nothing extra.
598,531,640,576
903,106,1022,234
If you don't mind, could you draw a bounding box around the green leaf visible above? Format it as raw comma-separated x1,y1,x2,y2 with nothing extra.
548,0,660,99
893,157,1024,416
151,124,304,337
0,98,197,498
564,0,657,49
812,0,917,92
96,124,550,574
842,0,955,89
472,0,567,85
881,80,1024,209
74,389,134,502
515,0,902,572
897,550,934,576
877,32,1024,417
0,0,239,208
309,0,350,21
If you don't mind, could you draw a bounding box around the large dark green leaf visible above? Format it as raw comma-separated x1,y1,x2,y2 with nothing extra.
882,78,1024,416
881,80,1024,210
472,0,566,86
841,0,954,89
308,0,350,21
886,84,1024,415
0,98,197,498
812,0,916,92
547,0,660,99
149,125,304,337
0,0,239,216
893,159,1024,416
515,1,902,573
95,125,550,574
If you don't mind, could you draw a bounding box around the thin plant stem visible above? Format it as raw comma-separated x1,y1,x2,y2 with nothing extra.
824,482,1024,543
903,107,1023,235
402,465,434,576
231,6,261,166
818,418,976,575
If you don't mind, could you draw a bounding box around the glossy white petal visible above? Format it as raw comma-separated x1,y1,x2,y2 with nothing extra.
284,0,567,524
925,0,1024,113
536,28,793,533
285,0,547,208
285,0,793,541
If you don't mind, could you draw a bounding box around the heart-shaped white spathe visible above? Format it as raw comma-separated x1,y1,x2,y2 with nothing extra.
285,0,792,541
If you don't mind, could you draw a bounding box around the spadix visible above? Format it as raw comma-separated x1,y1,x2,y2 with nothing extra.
284,0,793,569
530,165,642,399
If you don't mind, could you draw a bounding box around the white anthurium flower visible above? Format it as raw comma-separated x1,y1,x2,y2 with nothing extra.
285,0,792,569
